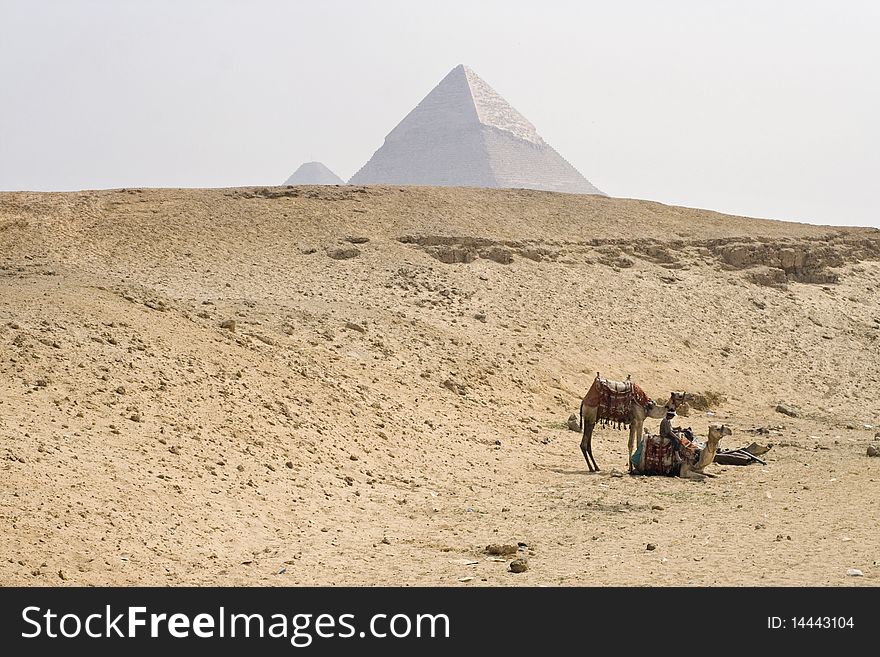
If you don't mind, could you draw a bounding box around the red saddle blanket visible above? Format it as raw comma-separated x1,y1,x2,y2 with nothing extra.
636,434,701,476
584,378,652,428
642,436,675,475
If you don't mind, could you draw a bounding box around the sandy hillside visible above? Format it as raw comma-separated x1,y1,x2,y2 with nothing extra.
1,185,879,586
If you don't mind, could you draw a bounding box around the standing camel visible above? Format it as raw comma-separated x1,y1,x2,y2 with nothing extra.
578,373,689,472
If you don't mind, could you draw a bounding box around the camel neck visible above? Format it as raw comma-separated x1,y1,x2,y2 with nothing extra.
697,442,720,469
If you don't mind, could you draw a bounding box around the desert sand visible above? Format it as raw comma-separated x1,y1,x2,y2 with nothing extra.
1,185,878,586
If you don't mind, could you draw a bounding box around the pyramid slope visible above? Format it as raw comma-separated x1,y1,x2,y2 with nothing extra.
349,65,604,195
384,65,480,145
284,162,344,185
461,65,541,145
481,127,604,195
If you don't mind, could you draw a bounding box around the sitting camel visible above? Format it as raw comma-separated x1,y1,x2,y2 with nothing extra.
631,423,732,479
578,373,690,472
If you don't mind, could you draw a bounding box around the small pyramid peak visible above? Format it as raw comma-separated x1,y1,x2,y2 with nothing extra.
283,161,344,186
445,64,475,79
454,64,477,77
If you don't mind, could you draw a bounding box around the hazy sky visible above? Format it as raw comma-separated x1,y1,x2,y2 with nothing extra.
1,0,878,227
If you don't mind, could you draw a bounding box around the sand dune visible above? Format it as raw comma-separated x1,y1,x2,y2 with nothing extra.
1,185,879,585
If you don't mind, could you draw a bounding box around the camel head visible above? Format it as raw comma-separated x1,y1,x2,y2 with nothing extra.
666,391,692,409
690,423,733,473
707,423,732,446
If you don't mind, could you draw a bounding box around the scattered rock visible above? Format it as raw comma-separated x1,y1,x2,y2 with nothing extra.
425,246,478,264
345,236,370,244
775,404,799,418
285,461,294,469
508,559,528,573
441,378,466,395
610,469,624,478
646,543,657,551
567,414,581,432
326,246,361,260
845,423,856,430
485,544,519,556
129,413,141,423
651,505,664,511
115,386,126,395
168,446,180,455
601,255,634,269
479,246,514,265
474,313,487,323
867,445,880,458
846,568,864,577
519,248,546,262
381,537,390,545
345,321,366,333
220,319,236,331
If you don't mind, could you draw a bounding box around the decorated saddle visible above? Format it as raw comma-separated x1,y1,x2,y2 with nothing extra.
584,375,653,429
633,435,676,476
632,431,701,476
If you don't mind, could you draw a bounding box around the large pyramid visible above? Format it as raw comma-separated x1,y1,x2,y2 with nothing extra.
349,65,604,195
283,161,344,185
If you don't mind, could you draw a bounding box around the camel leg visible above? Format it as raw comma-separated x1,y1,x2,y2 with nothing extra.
679,467,706,481
585,426,600,472
580,422,595,472
627,422,641,472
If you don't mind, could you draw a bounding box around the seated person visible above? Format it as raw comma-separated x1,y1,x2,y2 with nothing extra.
660,408,700,469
